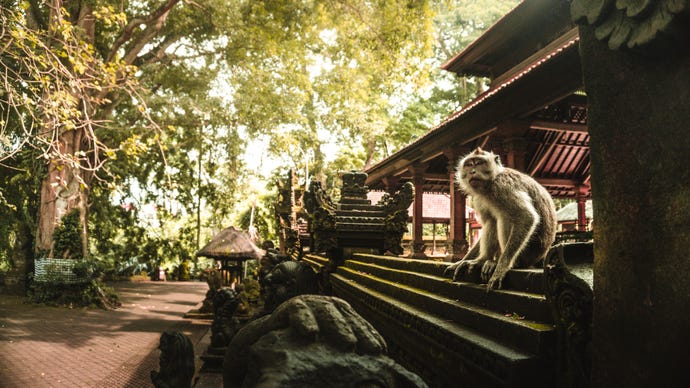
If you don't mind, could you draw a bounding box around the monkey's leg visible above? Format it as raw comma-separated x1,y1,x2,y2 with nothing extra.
446,219,499,281
487,216,537,290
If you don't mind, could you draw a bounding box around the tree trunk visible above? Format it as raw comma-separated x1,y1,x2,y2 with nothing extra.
35,0,92,259
35,127,89,258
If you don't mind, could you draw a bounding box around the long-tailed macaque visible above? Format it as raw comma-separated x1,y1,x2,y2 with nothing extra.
445,148,557,290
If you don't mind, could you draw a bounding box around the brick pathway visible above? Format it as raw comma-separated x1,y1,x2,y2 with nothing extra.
0,281,211,387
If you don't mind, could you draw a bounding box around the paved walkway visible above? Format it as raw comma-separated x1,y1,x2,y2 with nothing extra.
0,281,211,387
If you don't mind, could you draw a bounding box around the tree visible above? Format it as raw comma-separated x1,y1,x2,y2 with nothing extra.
222,0,437,176
1,0,522,281
1,0,237,259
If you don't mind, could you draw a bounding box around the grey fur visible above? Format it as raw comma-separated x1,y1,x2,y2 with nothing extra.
446,148,557,290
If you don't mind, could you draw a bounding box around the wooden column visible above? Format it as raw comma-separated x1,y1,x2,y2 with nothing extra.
503,137,528,171
382,176,400,195
444,150,468,262
409,163,427,259
576,184,589,231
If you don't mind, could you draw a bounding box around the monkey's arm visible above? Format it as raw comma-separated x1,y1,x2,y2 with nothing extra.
486,196,539,289
445,218,498,281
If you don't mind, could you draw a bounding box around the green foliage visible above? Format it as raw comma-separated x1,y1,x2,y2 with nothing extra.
29,279,120,309
53,210,83,260
177,260,191,281
241,277,261,302
28,258,120,309
1,0,523,284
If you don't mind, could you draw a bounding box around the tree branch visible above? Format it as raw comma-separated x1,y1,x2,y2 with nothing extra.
106,0,181,63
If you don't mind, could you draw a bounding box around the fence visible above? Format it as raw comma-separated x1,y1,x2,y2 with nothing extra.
34,258,88,284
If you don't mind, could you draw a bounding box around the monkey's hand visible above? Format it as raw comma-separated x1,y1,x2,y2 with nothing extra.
444,258,487,281
486,266,509,290
480,260,497,283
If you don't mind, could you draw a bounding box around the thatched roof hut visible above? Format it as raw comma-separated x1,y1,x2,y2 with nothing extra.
196,226,265,261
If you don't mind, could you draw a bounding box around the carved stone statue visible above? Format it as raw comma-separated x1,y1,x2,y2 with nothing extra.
304,179,338,253
199,268,223,313
262,260,319,313
223,295,428,388
151,331,195,388
210,287,241,349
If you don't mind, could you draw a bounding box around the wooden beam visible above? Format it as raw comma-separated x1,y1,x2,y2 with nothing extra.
537,178,579,187
530,120,588,133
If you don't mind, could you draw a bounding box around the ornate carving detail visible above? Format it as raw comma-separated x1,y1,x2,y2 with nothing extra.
305,174,412,258
275,170,309,258
571,0,690,51
151,331,195,388
210,287,240,349
340,170,369,200
262,260,320,312
544,242,593,388
304,180,337,253
378,182,414,255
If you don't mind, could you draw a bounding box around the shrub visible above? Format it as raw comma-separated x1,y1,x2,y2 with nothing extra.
29,258,120,309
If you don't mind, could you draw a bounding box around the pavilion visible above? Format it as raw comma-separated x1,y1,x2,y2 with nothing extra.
364,0,590,260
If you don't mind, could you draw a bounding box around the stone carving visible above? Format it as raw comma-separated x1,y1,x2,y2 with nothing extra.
199,268,223,314
223,295,428,388
304,179,338,253
306,172,414,258
262,260,320,313
340,170,369,200
151,331,195,388
275,170,306,258
210,288,241,349
570,0,690,51
378,182,414,255
544,242,593,388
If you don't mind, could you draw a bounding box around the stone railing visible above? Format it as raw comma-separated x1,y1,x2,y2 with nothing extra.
544,242,593,388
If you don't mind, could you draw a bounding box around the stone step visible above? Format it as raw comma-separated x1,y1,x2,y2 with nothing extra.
344,259,552,323
302,254,329,270
352,253,546,294
336,266,555,355
331,273,554,388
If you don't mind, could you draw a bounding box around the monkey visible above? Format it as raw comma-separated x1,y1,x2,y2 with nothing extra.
445,147,557,290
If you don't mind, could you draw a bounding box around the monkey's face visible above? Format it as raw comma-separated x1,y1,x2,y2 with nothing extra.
457,148,503,192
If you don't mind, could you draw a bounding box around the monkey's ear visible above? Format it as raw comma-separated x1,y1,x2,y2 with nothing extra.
494,155,502,166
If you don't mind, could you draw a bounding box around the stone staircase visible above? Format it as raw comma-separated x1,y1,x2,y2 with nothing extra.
316,253,557,388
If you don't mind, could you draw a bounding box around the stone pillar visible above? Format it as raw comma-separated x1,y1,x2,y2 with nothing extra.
409,163,427,259
576,184,589,232
444,153,468,262
573,3,690,386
